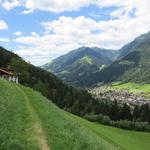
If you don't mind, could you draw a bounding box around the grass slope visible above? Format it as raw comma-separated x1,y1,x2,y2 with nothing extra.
0,79,150,150
73,116,150,150
111,82,150,92
109,82,150,99
0,79,114,150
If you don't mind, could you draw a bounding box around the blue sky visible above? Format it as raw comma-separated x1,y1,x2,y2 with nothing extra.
0,0,150,65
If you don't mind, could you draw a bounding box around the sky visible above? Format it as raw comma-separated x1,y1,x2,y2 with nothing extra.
0,0,150,66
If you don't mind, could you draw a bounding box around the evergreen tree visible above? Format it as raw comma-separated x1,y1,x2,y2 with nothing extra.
133,105,141,121
110,100,120,121
119,103,132,120
140,104,150,122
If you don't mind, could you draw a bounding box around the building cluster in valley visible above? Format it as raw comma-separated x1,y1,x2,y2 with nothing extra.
89,87,150,106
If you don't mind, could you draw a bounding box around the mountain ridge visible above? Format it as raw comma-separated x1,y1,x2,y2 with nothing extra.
85,31,150,87
42,46,118,86
42,31,150,87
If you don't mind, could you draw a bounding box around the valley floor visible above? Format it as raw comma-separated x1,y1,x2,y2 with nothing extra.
0,79,150,150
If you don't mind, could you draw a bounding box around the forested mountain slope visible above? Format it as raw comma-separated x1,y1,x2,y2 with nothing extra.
42,47,118,86
84,31,150,87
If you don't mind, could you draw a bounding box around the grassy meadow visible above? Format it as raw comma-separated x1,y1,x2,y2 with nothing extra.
105,82,150,99
0,79,150,150
0,79,115,150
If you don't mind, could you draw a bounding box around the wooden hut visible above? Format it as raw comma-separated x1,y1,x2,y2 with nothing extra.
0,69,18,83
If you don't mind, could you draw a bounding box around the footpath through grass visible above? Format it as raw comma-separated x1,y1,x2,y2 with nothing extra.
0,79,150,150
0,79,114,150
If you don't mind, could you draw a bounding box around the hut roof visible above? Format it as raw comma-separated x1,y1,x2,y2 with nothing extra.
0,69,13,75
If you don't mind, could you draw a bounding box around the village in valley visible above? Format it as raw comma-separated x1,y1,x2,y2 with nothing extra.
89,86,150,107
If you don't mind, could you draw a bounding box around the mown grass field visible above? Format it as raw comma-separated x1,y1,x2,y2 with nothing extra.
111,82,150,93
0,79,115,150
72,116,150,150
0,79,150,150
107,82,150,99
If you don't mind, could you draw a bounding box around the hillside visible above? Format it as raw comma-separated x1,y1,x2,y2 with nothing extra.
42,31,150,87
2,46,149,130
118,31,150,59
0,46,99,117
84,31,150,87
0,79,150,150
0,79,113,150
42,47,118,86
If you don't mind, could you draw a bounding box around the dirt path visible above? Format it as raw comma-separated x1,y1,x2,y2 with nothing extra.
15,85,50,150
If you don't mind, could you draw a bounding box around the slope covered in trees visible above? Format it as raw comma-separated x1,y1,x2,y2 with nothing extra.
42,31,150,88
42,47,118,86
83,31,150,87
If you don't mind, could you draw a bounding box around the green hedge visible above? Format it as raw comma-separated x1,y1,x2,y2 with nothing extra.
84,114,150,132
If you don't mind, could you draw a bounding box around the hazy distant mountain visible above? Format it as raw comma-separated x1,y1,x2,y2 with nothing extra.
118,31,150,59
85,31,150,87
42,47,118,86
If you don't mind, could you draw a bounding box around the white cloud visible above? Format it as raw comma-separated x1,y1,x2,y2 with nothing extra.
1,0,21,10
0,20,8,30
24,0,93,13
14,31,22,36
2,0,148,65
0,0,150,15
21,9,33,14
20,0,150,14
15,10,150,65
0,38,9,42
23,0,133,13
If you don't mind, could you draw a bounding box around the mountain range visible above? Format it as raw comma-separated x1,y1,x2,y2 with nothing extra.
86,31,150,87
42,31,150,87
42,47,119,86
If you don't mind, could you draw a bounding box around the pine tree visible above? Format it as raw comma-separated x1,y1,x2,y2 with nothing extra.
119,103,132,120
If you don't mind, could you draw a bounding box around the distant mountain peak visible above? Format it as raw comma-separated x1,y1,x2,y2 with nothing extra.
42,46,118,86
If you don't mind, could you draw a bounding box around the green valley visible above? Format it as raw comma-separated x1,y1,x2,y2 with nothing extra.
0,79,150,150
110,82,150,96
94,82,150,100
1,3,150,150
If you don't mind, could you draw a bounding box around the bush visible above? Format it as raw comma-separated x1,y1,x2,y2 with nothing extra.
84,114,150,132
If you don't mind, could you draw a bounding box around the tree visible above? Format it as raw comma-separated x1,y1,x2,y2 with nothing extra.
133,105,141,121
119,103,132,120
140,104,150,122
110,100,120,121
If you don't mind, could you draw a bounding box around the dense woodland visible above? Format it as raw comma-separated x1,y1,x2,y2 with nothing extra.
0,46,150,131
85,99,150,131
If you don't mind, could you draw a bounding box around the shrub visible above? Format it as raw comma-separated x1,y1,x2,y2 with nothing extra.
84,114,150,132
